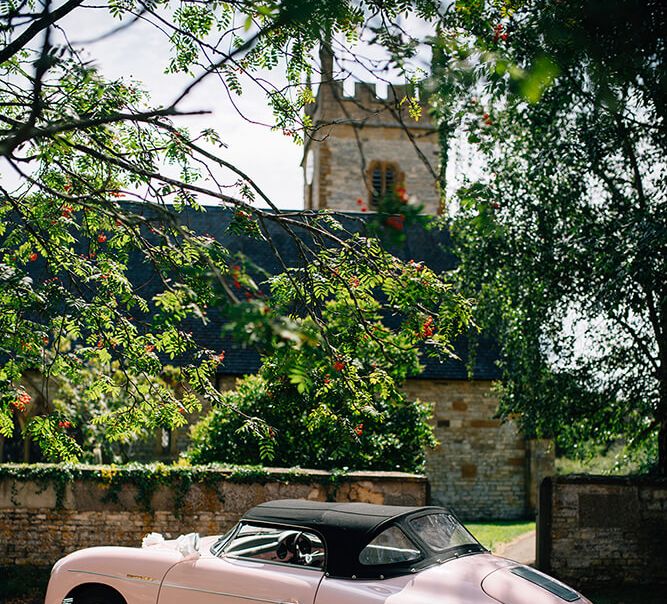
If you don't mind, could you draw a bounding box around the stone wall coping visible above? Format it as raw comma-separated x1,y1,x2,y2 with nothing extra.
551,474,667,487
263,467,427,480
0,463,425,482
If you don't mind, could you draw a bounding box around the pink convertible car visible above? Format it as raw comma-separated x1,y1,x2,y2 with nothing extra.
46,499,591,604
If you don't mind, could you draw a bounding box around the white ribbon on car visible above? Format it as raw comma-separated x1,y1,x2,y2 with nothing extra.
141,531,201,559
142,532,165,548
176,532,201,559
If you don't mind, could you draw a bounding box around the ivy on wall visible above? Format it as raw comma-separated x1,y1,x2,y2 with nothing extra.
0,463,361,514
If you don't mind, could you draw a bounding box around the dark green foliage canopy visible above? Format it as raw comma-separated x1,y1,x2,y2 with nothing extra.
433,0,666,472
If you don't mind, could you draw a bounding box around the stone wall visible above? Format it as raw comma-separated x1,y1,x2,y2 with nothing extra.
404,378,537,520
185,376,547,521
537,475,667,587
303,80,440,214
0,465,426,567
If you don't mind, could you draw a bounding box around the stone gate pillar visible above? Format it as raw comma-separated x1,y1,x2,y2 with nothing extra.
527,439,555,515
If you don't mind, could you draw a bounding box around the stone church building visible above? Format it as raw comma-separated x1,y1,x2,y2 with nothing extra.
295,60,554,519
2,58,553,521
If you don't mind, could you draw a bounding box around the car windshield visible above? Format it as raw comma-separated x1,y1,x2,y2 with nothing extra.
409,513,480,552
217,523,325,569
210,526,236,557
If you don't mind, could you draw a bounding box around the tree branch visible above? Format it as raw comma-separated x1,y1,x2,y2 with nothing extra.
0,0,83,64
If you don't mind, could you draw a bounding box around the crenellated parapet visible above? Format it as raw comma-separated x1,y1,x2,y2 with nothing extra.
304,78,433,130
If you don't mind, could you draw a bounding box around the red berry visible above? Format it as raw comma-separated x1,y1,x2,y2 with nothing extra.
385,215,405,231
97,233,107,243
29,252,38,262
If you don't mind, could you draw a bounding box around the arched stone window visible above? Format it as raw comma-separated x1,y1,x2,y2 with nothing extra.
367,161,403,207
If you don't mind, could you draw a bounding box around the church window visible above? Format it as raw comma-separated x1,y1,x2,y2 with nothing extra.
368,161,402,207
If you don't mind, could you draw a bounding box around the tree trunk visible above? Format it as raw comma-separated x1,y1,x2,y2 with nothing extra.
659,371,667,475
659,421,667,475
657,305,666,475
23,434,31,463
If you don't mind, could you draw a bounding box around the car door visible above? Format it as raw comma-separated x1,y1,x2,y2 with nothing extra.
158,524,325,604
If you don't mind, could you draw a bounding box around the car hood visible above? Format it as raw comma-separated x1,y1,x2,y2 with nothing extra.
481,564,592,604
377,554,590,604
383,553,514,603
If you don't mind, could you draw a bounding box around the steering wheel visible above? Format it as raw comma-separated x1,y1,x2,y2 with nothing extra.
293,532,313,564
276,531,313,565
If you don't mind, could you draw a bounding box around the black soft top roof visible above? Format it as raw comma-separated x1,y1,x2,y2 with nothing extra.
244,499,425,531
241,499,454,578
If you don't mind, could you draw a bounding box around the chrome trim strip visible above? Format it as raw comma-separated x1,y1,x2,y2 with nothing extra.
66,569,159,584
161,583,288,603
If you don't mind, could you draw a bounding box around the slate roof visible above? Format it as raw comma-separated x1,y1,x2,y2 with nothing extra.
125,205,500,381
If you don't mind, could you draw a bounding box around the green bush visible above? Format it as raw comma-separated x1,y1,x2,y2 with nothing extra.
187,292,439,473
45,356,186,464
187,373,434,472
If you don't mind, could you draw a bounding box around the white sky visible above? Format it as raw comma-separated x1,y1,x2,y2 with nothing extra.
53,6,452,211
63,6,306,209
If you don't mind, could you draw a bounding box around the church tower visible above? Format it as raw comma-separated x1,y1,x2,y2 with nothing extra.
302,47,440,214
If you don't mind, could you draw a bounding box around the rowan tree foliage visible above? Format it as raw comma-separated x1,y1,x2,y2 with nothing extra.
0,0,469,460
43,350,181,463
432,1,666,472
188,276,446,471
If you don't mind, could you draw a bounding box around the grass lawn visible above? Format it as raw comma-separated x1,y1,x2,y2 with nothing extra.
465,520,535,551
